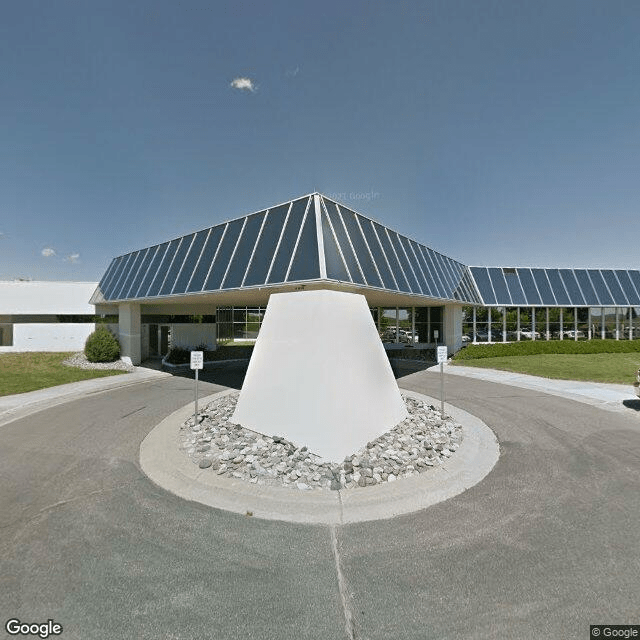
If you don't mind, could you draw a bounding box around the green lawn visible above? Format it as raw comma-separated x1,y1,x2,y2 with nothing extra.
452,352,640,384
0,352,126,397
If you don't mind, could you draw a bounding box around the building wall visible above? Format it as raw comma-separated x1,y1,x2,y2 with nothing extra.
170,324,217,350
0,323,96,352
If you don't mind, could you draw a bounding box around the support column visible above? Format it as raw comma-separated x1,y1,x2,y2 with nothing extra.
601,308,606,340
546,307,550,340
517,307,520,341
532,310,536,341
444,304,463,354
630,308,633,341
472,307,476,343
559,308,563,340
574,309,578,340
588,308,592,340
615,308,620,340
118,302,141,365
503,310,507,343
488,308,492,342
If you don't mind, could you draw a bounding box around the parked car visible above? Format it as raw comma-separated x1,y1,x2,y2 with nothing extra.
561,329,585,339
515,329,541,340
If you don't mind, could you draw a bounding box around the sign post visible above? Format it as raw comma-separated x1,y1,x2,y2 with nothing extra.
190,351,204,425
436,345,447,419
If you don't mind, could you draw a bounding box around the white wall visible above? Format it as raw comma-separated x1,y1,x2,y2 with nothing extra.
0,281,97,314
170,324,217,350
0,323,96,352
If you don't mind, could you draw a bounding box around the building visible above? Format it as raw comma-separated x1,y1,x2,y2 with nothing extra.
0,280,103,352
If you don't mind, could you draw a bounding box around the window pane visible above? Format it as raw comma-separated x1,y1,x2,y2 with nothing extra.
574,270,600,306
389,231,421,293
546,269,571,306
204,218,245,290
105,253,135,300
587,270,614,305
119,249,149,299
186,225,225,292
244,204,290,287
470,267,496,305
559,270,586,306
102,255,127,300
516,268,541,305
601,270,628,305
430,251,456,298
503,270,527,305
137,243,169,297
358,218,396,290
373,222,408,290
531,269,556,305
406,239,434,296
99,258,121,297
268,197,308,283
222,211,266,288
414,243,443,297
321,209,350,281
148,239,181,297
338,206,382,288
160,234,195,295
488,268,511,305
287,203,320,281
323,199,365,284
628,272,640,303
615,270,640,305
171,231,209,294
128,246,159,299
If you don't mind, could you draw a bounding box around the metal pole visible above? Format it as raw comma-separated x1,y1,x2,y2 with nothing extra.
194,368,199,425
440,361,444,419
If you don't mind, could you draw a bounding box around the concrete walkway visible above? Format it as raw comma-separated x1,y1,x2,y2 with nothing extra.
0,366,170,427
438,362,640,415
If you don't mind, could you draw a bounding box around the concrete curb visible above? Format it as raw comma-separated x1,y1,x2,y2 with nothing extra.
139,387,500,525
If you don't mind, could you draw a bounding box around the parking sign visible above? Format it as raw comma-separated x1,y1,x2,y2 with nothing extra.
436,346,447,364
190,351,204,370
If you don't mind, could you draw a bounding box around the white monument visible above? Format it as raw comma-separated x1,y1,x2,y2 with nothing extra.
230,289,408,462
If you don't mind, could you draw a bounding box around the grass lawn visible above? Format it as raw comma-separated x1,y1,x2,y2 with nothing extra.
452,352,640,384
0,352,126,397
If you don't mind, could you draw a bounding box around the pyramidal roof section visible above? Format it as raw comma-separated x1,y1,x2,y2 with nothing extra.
97,192,480,304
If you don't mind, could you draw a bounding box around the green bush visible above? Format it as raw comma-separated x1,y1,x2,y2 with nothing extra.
454,339,640,361
84,326,121,362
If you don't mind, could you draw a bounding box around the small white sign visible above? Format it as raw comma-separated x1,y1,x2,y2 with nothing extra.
436,346,448,364
190,351,204,370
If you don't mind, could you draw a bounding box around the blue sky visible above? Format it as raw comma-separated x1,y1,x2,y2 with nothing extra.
1,0,639,282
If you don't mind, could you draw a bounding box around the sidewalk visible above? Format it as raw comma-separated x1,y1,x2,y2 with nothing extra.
437,362,640,415
0,367,170,427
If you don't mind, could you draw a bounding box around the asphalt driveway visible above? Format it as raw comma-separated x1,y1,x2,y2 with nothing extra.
1,365,638,639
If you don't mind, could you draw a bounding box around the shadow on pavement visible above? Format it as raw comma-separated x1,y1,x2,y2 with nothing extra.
622,399,640,412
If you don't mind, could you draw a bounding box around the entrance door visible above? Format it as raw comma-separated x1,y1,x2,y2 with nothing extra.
148,324,159,356
159,325,171,356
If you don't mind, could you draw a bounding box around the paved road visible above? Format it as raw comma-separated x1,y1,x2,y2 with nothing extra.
1,365,639,639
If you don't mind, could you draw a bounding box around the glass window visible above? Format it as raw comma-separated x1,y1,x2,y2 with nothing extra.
222,211,266,288
531,269,556,305
628,272,640,304
323,199,365,285
615,270,640,305
412,242,441,297
287,203,320,281
160,234,195,296
387,231,420,293
397,235,426,294
516,269,541,305
137,243,168,298
424,249,450,298
470,267,496,305
105,253,134,300
438,255,458,294
546,269,571,306
406,240,433,297
268,197,309,284
203,218,245,290
147,239,181,297
459,270,481,304
173,230,209,294
488,268,511,305
430,251,455,298
128,246,158,299
119,249,149,299
244,204,290,287
186,225,226,292
101,255,127,300
99,258,121,297
587,270,614,306
601,270,628,305
338,206,382,288
358,218,396,290
574,270,600,306
373,223,409,291
558,270,586,306
503,270,527,305
321,210,350,281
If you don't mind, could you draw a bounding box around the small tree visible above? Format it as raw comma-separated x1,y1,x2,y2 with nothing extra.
85,326,121,362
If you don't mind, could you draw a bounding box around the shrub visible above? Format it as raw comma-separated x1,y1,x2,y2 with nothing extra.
84,326,121,362
165,347,190,365
453,339,640,361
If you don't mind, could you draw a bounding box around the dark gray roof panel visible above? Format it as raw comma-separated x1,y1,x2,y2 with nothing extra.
186,226,225,292
322,199,365,285
321,208,350,281
470,267,496,305
286,201,320,282
222,211,266,288
173,230,209,294
546,269,571,306
558,270,586,306
267,197,309,284
574,270,600,306
616,270,640,305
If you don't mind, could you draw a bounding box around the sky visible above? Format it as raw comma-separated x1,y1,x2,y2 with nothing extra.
1,0,639,283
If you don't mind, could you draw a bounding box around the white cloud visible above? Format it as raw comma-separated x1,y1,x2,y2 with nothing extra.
230,77,257,92
41,247,56,257
65,253,80,264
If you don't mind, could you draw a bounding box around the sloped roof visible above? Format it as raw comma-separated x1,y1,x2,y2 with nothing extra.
469,266,640,307
98,193,481,304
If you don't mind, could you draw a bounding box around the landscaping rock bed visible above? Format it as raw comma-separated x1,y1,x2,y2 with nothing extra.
62,352,134,372
178,392,463,491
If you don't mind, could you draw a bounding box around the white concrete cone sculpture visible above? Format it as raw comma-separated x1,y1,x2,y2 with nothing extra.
230,290,408,462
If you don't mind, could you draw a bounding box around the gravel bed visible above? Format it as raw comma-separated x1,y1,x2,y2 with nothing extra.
178,392,463,491
62,352,134,372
